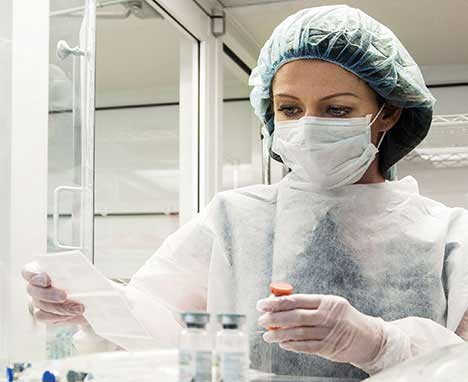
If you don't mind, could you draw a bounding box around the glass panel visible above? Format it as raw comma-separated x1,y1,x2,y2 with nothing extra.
92,6,196,279
47,0,96,358
222,55,263,190
48,0,96,257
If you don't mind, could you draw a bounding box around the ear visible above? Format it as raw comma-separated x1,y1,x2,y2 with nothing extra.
379,105,402,132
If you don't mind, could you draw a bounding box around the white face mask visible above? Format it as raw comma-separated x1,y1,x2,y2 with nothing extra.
272,105,386,189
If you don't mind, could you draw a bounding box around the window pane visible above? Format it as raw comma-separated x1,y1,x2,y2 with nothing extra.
223,54,263,190
92,7,196,279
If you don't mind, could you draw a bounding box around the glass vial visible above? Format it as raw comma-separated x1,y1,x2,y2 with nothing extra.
214,314,249,382
179,312,212,382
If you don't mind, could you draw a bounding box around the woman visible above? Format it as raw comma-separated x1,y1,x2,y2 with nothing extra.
23,5,468,379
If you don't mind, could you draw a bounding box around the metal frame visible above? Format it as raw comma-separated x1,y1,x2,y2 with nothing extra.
404,113,468,168
431,114,468,124
50,0,164,20
179,37,201,222
221,0,302,8
50,0,128,17
134,0,270,213
146,0,225,218
408,148,468,168
199,34,224,208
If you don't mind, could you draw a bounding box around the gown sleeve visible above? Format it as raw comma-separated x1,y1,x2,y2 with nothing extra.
121,202,219,347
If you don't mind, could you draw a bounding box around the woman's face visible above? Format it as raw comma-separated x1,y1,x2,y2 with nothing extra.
271,59,401,147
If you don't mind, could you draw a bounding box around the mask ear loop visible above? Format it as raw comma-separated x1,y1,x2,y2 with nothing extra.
369,103,386,126
376,131,386,150
370,104,387,150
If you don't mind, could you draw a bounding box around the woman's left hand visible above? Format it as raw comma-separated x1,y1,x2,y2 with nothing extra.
257,294,386,365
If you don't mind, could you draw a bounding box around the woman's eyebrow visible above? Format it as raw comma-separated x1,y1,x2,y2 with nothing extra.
274,93,300,100
320,92,359,101
273,92,359,100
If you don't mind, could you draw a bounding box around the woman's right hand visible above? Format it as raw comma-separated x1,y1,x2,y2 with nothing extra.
22,265,87,325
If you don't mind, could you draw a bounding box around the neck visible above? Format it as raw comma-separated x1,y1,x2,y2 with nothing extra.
356,158,385,184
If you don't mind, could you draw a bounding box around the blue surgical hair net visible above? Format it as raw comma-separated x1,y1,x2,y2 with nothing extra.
248,4,436,174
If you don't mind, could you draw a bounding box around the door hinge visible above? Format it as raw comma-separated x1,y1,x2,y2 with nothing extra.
211,8,226,37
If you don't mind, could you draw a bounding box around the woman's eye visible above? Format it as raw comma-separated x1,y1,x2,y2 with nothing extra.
278,105,301,118
326,106,352,117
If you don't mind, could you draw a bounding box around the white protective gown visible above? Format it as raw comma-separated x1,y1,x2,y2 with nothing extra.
116,174,468,378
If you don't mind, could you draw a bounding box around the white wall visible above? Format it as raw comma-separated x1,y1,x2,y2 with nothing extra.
431,86,468,115
1,0,48,365
0,0,13,365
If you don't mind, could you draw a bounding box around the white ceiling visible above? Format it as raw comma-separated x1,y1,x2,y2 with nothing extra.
95,9,181,106
93,4,250,106
49,0,468,107
224,0,468,66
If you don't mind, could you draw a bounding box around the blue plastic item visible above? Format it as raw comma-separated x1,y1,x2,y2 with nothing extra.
6,368,14,382
42,371,57,382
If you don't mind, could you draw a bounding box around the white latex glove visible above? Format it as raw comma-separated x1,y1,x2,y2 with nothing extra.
22,263,87,325
257,294,464,375
257,294,385,367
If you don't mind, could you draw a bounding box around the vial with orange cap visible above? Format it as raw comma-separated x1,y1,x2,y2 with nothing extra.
268,282,294,330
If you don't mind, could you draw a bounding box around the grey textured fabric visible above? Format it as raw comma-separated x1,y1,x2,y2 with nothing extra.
204,176,455,378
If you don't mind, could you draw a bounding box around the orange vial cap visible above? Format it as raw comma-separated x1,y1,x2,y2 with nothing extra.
270,282,294,296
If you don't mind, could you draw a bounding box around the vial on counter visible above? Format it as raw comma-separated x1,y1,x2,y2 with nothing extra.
178,312,212,382
214,314,249,382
